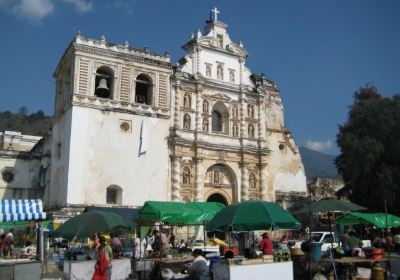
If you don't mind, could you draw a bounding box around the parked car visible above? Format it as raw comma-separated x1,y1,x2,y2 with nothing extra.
311,231,338,252
51,237,69,248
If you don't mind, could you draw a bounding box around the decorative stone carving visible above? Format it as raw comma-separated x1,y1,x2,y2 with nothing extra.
241,164,249,200
171,156,181,201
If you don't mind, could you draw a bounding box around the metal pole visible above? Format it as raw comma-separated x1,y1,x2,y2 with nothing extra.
385,199,391,275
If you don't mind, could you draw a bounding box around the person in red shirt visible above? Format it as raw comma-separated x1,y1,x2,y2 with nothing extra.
259,232,273,255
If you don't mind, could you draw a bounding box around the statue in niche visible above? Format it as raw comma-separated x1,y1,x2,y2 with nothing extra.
202,118,209,132
248,105,254,118
183,93,191,108
213,170,219,184
249,173,256,189
232,123,238,137
183,114,191,130
183,167,191,184
206,65,211,77
248,124,255,138
217,65,223,80
229,70,235,83
203,100,209,113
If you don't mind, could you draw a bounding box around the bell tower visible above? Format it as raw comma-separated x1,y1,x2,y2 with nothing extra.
47,32,173,215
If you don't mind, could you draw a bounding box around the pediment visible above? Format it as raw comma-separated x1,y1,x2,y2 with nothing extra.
197,36,218,48
226,43,248,57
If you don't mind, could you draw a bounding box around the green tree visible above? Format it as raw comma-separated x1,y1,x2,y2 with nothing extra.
336,86,400,214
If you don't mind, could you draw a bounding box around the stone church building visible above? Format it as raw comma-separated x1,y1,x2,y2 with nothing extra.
1,9,307,217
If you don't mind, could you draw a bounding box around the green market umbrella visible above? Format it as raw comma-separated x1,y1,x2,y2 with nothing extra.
294,197,367,214
206,200,301,232
334,212,400,228
53,210,134,240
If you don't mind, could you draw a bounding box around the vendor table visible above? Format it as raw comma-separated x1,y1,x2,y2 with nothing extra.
63,258,131,280
229,261,293,280
0,258,42,280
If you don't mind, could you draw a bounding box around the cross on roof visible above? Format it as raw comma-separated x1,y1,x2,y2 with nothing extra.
211,7,220,22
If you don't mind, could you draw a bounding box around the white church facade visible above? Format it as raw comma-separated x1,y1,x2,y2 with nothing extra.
1,9,307,217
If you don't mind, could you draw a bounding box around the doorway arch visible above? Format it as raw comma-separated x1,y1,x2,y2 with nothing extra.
207,193,228,206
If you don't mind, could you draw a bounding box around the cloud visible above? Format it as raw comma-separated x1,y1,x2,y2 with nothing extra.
107,0,134,14
12,0,54,23
63,0,92,13
305,140,333,152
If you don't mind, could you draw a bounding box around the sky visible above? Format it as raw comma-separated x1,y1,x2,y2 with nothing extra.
0,0,399,155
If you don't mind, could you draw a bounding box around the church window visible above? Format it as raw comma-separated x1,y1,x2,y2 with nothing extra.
106,185,122,205
279,143,285,150
217,64,223,80
212,111,222,132
206,64,212,77
229,70,235,83
182,167,191,184
212,102,229,134
135,74,153,105
217,34,224,48
203,100,209,113
183,92,191,108
232,122,239,137
183,114,191,130
202,118,209,132
248,124,255,138
94,66,113,99
2,170,14,183
56,142,62,159
120,121,130,132
248,104,254,118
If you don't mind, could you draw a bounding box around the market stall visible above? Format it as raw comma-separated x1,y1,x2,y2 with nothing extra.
0,199,47,280
53,210,134,280
135,201,225,278
206,200,301,280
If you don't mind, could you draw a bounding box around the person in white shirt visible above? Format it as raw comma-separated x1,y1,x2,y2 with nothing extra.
134,235,147,260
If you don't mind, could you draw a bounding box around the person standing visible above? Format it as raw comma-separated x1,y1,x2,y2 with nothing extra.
134,233,147,260
92,233,113,280
259,232,273,255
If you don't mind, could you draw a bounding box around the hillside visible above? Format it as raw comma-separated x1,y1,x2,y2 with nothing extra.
299,147,340,180
0,110,52,136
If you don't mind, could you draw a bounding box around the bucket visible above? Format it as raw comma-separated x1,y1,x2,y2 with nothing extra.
310,242,321,262
371,266,384,280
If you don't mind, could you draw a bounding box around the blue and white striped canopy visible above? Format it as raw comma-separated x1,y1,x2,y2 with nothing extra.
0,199,46,222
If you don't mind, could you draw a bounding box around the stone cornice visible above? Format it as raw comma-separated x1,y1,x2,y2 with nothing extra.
74,44,173,70
0,149,42,160
171,136,270,156
71,96,171,119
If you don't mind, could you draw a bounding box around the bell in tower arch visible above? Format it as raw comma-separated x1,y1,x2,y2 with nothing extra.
95,78,110,98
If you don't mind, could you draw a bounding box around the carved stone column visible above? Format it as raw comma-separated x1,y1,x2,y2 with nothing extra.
171,155,181,201
174,84,181,129
240,94,246,138
257,97,266,144
259,164,268,201
241,163,249,201
195,85,203,132
194,158,203,201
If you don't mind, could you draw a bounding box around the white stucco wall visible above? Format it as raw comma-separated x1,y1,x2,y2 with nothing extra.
267,133,307,195
46,109,73,208
66,106,170,207
0,155,41,199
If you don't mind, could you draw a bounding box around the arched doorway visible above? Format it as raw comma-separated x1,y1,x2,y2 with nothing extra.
204,163,237,203
207,193,228,206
